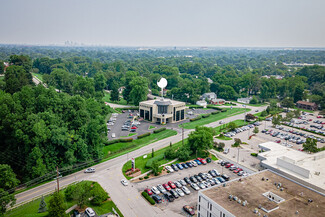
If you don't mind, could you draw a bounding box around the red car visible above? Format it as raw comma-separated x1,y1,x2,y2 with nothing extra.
131,126,137,129
197,158,207,165
144,188,153,195
168,181,176,189
163,183,171,191
233,168,243,173
308,119,312,121
225,163,233,168
317,116,323,118
183,205,195,216
275,140,281,143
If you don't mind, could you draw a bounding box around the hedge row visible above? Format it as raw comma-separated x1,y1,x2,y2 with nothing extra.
105,138,133,145
207,105,222,110
154,127,166,133
202,114,211,118
211,111,221,115
137,132,151,139
189,106,204,109
142,191,155,205
221,109,227,112
190,116,202,122
251,153,258,157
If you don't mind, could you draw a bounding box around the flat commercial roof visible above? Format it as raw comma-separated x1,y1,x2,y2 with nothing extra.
258,142,325,192
140,98,185,106
201,170,325,217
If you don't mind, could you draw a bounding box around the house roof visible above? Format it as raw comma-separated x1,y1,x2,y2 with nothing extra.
211,98,225,102
296,101,317,106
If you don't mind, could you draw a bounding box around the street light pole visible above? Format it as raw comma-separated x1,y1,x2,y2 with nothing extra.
237,148,240,166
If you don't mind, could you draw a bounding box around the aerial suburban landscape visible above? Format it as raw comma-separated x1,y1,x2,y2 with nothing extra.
0,0,325,217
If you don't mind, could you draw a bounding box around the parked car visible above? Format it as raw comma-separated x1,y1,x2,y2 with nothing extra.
194,159,202,165
182,186,191,195
151,186,160,194
191,160,198,167
198,182,206,189
84,168,95,173
181,163,188,169
164,192,174,202
165,166,174,173
223,148,229,154
176,163,184,170
174,181,182,188
111,133,116,138
197,157,207,165
186,162,193,168
190,176,198,183
206,157,212,163
171,164,179,171
168,181,176,189
85,208,96,217
222,174,230,181
195,174,203,182
163,183,171,191
212,169,221,176
175,188,185,197
184,177,191,184
217,177,226,183
191,183,200,191
152,195,162,203
144,188,153,195
179,179,187,186
233,168,243,173
121,179,128,186
170,189,179,199
157,184,167,194
183,205,195,216
225,163,233,168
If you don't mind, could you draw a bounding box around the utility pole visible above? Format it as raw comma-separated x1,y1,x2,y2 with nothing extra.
56,166,60,193
237,148,240,166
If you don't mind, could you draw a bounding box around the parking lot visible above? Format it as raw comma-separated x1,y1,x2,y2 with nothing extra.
134,160,250,216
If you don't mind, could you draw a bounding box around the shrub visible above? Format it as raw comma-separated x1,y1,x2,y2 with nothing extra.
251,153,258,157
167,170,170,173
202,114,210,118
144,176,149,179
137,132,151,139
91,183,108,205
207,105,222,110
119,138,133,143
221,109,227,112
211,111,220,115
164,147,177,159
153,127,166,133
139,177,143,180
190,116,202,122
141,191,155,205
104,140,119,146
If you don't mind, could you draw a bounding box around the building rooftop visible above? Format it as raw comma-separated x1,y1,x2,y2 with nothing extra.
296,100,317,106
258,142,325,193
201,170,325,217
140,98,185,106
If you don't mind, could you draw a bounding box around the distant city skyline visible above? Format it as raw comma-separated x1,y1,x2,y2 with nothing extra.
1,0,325,47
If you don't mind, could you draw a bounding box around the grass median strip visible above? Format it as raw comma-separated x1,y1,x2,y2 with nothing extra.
181,108,249,129
102,129,177,161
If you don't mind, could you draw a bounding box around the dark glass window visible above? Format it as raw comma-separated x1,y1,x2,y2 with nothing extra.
158,105,168,114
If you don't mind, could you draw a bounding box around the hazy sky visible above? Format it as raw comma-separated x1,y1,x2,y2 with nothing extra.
1,0,325,47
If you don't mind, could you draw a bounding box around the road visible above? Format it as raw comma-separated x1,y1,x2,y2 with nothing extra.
14,104,267,216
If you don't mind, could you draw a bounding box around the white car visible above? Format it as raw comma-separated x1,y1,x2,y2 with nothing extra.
151,186,160,194
85,207,96,217
111,133,116,138
179,179,187,186
121,179,128,186
165,166,174,173
174,181,182,188
205,173,213,179
198,182,206,189
157,184,167,194
191,183,200,191
190,160,198,167
176,188,185,197
84,168,95,173
182,186,191,195
217,160,223,164
212,169,221,176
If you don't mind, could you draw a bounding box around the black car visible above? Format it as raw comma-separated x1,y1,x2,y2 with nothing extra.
170,189,179,199
221,174,230,181
195,175,203,182
190,176,198,183
152,195,162,203
164,192,174,202
198,173,207,180
186,162,193,168
171,164,178,171
208,170,217,177
184,177,191,184
182,163,188,169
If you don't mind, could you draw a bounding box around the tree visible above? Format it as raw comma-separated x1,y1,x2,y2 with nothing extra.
188,126,214,154
293,85,304,102
164,147,176,159
281,97,295,111
294,109,301,118
272,114,282,127
152,148,154,158
48,192,65,217
0,164,20,215
129,77,149,106
218,85,237,100
215,142,225,151
176,145,192,161
94,72,107,92
72,181,92,207
0,61,4,74
303,138,318,153
151,160,160,176
249,96,258,104
38,196,47,213
285,111,294,121
26,146,47,179
110,83,119,102
4,65,32,94
91,183,108,205
253,127,259,134
245,113,256,121
227,122,237,131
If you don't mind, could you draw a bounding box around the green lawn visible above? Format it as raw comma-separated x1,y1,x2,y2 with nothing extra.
216,135,232,140
180,108,249,129
214,119,247,134
102,129,177,161
149,125,156,130
102,92,128,105
5,181,123,217
32,72,43,82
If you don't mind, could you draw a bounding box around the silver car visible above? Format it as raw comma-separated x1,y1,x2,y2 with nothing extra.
179,179,187,186
157,184,167,194
151,186,160,195
191,183,200,191
182,186,191,195
174,181,182,188
176,188,185,197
